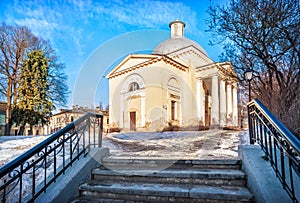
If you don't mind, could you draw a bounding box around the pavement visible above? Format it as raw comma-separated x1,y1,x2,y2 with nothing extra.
102,129,249,159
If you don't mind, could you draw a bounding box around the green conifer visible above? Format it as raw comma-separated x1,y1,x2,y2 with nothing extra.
12,50,54,135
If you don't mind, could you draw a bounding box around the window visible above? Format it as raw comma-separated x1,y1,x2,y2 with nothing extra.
129,82,140,92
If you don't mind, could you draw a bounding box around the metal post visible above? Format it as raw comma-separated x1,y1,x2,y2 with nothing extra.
248,105,254,144
98,115,103,147
248,80,251,102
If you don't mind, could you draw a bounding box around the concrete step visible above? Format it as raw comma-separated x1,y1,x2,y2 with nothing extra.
78,181,254,203
92,168,247,186
75,158,254,202
102,158,242,170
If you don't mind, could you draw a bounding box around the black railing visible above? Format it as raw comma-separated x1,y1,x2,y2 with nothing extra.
248,99,300,203
0,112,103,203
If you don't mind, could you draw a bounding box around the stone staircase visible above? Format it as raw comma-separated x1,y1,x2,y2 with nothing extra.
74,158,255,202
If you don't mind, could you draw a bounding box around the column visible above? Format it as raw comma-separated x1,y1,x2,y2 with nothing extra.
196,79,205,125
119,96,124,128
226,83,233,126
211,75,220,126
232,83,238,126
219,79,227,126
141,95,145,126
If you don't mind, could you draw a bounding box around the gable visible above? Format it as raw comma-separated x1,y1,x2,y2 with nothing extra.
107,54,157,78
168,45,214,68
196,62,238,81
107,54,188,79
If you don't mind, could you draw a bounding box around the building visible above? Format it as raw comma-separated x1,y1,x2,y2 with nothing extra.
107,20,239,132
0,102,6,135
45,106,109,135
8,106,108,136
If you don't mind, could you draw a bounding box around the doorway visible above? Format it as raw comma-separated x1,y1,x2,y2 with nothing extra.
205,96,211,127
130,111,136,131
171,100,176,120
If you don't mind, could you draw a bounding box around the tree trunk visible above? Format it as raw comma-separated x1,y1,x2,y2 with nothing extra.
18,125,25,135
4,123,11,136
29,125,33,135
4,97,12,135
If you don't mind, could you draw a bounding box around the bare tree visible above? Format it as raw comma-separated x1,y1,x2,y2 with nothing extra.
0,24,37,134
0,23,69,135
207,0,300,136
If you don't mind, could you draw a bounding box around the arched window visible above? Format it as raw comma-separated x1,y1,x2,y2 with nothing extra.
129,82,140,92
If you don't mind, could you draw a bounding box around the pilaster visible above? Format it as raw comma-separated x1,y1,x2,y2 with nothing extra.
219,79,227,126
232,83,238,126
226,83,233,126
196,79,205,126
211,75,220,127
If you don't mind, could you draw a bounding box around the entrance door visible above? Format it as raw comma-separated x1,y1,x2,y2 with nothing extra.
205,96,211,127
171,101,176,120
130,112,136,131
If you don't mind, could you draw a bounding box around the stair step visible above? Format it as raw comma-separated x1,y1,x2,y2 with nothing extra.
102,158,242,170
92,168,247,186
79,181,254,202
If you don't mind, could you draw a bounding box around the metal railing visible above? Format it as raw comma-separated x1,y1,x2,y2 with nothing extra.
248,99,300,203
0,112,103,203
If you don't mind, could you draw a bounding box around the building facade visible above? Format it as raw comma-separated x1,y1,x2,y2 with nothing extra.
0,102,6,135
8,106,109,136
45,106,109,135
107,20,239,132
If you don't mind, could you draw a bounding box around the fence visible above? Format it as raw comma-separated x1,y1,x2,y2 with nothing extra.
248,99,300,203
0,112,103,202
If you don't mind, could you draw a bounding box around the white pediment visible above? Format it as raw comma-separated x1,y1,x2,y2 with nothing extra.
167,45,214,68
107,54,158,78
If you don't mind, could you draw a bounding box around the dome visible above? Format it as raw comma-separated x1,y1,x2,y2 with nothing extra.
152,20,208,56
152,37,208,56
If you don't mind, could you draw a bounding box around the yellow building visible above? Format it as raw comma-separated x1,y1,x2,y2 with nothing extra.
107,20,238,132
46,106,109,135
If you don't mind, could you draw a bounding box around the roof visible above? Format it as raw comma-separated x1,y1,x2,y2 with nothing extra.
152,37,208,57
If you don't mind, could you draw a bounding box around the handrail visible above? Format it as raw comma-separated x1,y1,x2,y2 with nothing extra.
0,112,103,202
248,98,300,203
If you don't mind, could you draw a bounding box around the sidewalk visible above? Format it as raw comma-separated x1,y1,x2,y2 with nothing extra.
102,130,250,159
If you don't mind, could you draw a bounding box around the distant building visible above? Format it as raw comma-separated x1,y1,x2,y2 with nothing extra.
45,106,109,135
0,102,6,135
8,105,108,136
107,20,239,132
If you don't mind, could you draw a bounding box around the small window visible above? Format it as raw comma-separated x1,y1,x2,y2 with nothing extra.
129,82,140,92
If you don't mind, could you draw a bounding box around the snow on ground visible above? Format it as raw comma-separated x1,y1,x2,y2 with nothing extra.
0,130,249,202
0,130,250,167
0,135,49,167
102,129,250,160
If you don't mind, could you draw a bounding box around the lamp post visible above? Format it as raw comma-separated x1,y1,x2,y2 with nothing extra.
244,69,254,102
244,68,254,144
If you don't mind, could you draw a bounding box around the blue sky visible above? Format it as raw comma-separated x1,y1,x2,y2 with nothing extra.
0,0,226,109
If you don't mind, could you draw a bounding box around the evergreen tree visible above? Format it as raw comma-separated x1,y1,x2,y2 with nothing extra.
11,50,54,135
1,23,69,135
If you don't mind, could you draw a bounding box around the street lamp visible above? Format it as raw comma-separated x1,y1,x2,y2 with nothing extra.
244,68,254,102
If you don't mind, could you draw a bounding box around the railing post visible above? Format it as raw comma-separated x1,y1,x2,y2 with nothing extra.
248,104,254,144
88,116,91,151
98,115,103,147
280,147,286,189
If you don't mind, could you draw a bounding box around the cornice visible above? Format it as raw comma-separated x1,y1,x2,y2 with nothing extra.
107,55,188,79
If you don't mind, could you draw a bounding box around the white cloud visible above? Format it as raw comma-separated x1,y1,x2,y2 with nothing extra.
2,0,200,57
97,0,199,32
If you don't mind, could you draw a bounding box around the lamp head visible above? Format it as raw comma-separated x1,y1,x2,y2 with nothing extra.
244,68,254,81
